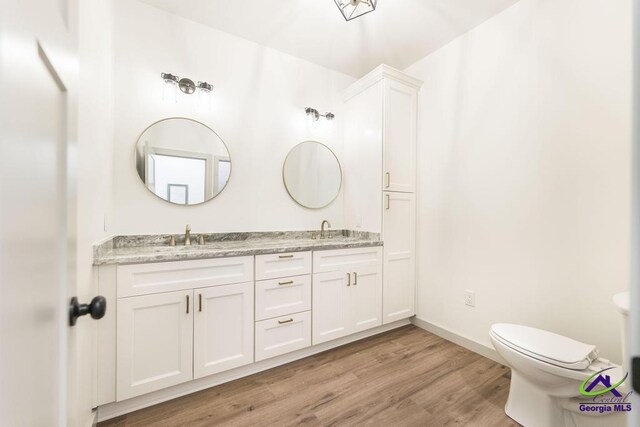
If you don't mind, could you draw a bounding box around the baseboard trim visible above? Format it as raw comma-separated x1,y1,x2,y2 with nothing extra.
97,319,411,422
411,317,507,366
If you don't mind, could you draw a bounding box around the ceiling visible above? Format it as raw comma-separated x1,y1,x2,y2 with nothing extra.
138,0,521,78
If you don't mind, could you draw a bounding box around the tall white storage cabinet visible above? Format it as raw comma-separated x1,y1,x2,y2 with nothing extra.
343,65,422,325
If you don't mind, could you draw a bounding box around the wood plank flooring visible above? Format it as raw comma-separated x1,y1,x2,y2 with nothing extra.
99,325,518,427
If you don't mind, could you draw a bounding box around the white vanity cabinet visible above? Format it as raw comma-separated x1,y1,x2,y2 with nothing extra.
99,245,387,415
114,256,254,401
312,247,383,345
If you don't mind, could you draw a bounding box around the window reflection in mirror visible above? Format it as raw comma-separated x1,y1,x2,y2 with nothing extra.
135,118,231,205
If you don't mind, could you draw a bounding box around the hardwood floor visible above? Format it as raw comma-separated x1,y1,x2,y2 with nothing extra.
99,325,518,427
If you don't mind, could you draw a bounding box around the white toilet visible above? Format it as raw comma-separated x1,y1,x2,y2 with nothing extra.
490,323,629,427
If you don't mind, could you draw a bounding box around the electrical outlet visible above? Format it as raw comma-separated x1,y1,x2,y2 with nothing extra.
464,290,476,307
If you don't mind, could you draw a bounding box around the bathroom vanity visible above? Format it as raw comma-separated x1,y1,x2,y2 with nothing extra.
93,231,410,419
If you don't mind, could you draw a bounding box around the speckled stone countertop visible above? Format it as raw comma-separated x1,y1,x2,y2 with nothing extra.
93,230,382,265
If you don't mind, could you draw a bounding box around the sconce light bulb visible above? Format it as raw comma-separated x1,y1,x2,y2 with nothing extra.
305,107,320,122
197,81,213,93
161,72,179,104
161,72,179,83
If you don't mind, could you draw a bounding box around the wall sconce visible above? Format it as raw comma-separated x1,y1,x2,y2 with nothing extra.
305,107,335,122
161,72,213,104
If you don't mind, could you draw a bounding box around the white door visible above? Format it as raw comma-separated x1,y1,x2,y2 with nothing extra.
383,192,416,324
0,1,79,425
350,265,383,333
383,79,417,193
117,291,193,400
313,270,351,344
193,282,253,379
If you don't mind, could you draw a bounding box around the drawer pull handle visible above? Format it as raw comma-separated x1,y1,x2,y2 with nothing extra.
198,294,202,312
278,318,294,324
186,295,190,314
385,172,390,188
353,272,358,285
347,273,351,287
385,194,390,210
278,254,294,259
279,280,294,286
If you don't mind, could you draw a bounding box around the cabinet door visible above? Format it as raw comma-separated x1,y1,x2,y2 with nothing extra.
383,192,416,324
193,282,254,379
350,265,383,334
383,79,417,193
116,290,193,401
312,270,351,345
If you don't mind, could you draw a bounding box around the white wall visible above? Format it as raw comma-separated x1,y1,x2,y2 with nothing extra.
111,0,354,235
406,0,632,363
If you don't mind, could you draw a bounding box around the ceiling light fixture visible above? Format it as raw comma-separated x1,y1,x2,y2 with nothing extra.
334,0,377,21
306,107,335,122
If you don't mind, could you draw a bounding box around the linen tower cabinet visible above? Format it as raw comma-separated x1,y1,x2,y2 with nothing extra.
343,65,423,325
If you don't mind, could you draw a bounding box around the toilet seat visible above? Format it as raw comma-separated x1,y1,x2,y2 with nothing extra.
490,324,599,370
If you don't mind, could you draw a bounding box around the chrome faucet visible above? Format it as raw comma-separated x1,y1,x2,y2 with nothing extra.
320,220,332,239
184,224,192,246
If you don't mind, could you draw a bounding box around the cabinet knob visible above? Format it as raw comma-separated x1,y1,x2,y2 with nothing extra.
69,296,106,326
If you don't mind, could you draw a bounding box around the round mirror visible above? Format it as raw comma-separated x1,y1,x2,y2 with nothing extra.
135,118,231,205
283,141,342,209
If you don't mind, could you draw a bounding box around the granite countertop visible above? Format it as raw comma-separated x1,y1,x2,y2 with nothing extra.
93,230,382,265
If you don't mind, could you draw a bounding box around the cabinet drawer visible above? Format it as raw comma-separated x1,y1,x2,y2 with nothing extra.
313,247,382,274
255,252,311,281
255,275,311,321
117,256,253,297
255,311,311,362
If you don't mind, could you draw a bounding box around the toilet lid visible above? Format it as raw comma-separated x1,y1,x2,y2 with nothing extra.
491,324,598,370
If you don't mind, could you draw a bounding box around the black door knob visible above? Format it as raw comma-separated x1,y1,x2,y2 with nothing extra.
69,296,107,326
